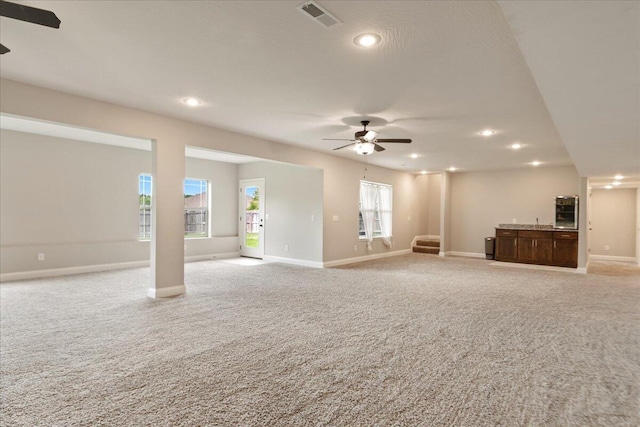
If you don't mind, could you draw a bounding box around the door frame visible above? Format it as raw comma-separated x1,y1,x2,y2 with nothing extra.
239,178,265,259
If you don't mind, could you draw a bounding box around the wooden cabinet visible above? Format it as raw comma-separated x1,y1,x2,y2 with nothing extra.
552,231,578,268
495,228,577,268
495,229,518,261
517,231,553,264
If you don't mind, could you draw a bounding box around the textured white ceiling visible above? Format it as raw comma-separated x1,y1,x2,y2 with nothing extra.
0,1,636,177
499,0,640,179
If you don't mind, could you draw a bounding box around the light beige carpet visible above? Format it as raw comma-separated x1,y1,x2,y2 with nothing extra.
1,255,639,426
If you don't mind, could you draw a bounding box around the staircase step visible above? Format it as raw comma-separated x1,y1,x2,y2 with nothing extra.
416,240,440,248
413,246,440,254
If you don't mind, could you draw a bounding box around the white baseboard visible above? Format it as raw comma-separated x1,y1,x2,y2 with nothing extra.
147,285,186,299
0,260,149,282
263,256,323,269
323,249,412,268
0,252,240,282
589,254,637,263
185,252,240,263
446,251,486,259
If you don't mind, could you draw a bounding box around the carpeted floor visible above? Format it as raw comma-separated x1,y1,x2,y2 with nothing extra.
1,255,639,426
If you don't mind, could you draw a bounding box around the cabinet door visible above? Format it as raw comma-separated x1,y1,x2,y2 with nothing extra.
518,237,536,263
554,239,578,267
536,238,554,264
496,236,517,261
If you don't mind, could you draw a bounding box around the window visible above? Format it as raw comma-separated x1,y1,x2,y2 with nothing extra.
138,175,210,240
139,174,152,240
184,178,209,238
359,180,392,248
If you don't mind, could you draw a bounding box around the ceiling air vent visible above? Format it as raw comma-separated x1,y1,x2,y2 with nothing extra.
297,1,342,29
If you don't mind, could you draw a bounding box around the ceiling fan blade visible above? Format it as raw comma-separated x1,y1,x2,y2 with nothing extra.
376,138,412,143
373,143,385,152
322,138,355,141
0,1,61,28
0,43,9,54
333,143,356,151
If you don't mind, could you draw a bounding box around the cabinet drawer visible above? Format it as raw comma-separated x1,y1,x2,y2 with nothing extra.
553,231,578,240
496,229,517,237
518,230,551,239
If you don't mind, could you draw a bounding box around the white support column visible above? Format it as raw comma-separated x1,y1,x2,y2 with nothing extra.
577,177,589,273
148,139,186,298
439,171,451,256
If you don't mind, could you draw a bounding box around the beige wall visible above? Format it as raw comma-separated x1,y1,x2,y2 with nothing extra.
590,188,637,258
239,161,323,262
1,79,425,279
449,166,579,254
415,173,441,237
0,129,240,275
315,159,422,261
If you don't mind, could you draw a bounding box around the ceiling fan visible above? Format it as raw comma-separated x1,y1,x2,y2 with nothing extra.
0,0,61,54
323,120,412,155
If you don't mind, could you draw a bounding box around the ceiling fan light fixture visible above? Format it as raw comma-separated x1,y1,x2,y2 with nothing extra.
362,130,378,142
354,33,381,48
355,142,375,155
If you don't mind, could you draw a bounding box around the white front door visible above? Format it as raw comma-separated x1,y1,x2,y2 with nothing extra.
239,178,265,259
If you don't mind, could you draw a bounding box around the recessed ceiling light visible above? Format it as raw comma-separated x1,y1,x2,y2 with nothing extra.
614,175,624,180
510,143,522,150
410,153,419,159
604,185,613,189
531,161,541,166
480,129,496,137
421,170,428,175
182,98,202,107
449,167,457,172
612,181,621,186
353,33,381,47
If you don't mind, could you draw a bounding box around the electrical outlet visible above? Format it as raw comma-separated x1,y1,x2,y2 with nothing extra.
408,216,411,221
311,214,315,221
37,253,45,261
354,245,358,251
285,245,289,252
604,245,610,251
332,215,339,221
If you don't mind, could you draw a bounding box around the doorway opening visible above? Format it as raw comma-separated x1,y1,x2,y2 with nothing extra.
239,178,265,259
